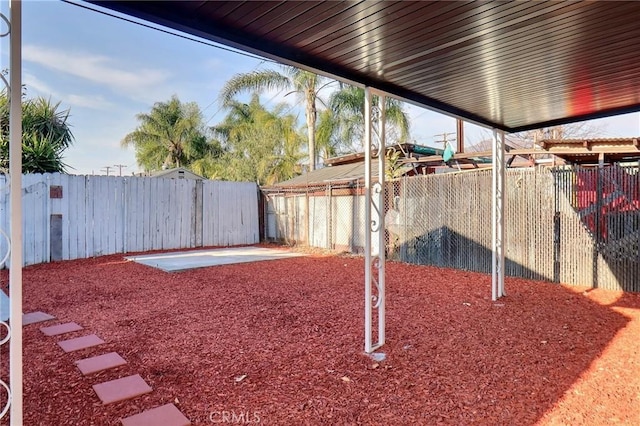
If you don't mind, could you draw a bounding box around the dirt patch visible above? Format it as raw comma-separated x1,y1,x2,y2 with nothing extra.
2,249,639,425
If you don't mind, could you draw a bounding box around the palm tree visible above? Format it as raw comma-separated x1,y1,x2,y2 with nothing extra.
219,67,330,171
328,85,410,152
212,94,303,185
122,95,216,172
0,92,74,173
315,108,344,163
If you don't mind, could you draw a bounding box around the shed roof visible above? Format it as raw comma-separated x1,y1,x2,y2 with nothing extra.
151,167,205,180
91,1,640,133
273,162,383,187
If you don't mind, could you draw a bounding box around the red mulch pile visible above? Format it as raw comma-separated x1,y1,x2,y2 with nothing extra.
2,246,639,425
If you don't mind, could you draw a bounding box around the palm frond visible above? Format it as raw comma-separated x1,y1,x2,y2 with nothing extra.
218,70,291,106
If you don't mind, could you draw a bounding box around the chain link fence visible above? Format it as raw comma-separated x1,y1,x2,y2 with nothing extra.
261,181,367,252
261,165,640,292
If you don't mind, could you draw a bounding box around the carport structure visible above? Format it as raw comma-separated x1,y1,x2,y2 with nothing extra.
4,1,640,423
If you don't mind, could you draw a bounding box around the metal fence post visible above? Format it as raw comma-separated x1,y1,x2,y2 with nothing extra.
593,157,604,288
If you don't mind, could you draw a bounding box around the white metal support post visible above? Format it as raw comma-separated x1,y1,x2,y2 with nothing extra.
491,129,506,300
9,0,22,423
364,87,386,353
0,0,23,424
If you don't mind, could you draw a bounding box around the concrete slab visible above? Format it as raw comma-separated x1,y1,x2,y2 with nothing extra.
40,322,83,336
121,404,190,426
93,374,152,405
58,334,105,352
126,246,306,272
23,311,56,325
75,352,127,375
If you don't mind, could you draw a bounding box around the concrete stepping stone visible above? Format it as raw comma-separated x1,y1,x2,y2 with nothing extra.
40,322,83,336
121,403,190,426
57,334,104,352
93,374,152,405
75,352,127,375
23,311,56,325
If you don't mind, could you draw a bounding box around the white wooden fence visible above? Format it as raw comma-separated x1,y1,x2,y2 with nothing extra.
0,174,259,267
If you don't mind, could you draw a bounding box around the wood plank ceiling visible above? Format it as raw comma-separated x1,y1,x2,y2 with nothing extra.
90,1,640,133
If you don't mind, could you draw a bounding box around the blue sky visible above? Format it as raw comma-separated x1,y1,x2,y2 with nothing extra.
2,0,640,175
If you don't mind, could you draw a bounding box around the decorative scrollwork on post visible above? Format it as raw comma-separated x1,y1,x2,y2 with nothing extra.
0,229,10,418
370,257,382,309
370,183,383,232
491,129,506,300
0,320,10,418
370,105,382,153
0,12,9,37
364,88,386,354
0,9,13,421
0,221,11,421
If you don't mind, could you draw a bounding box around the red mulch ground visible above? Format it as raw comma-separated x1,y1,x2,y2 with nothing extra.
1,245,640,425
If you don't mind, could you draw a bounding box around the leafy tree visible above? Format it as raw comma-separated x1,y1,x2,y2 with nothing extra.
326,85,410,153
212,94,303,185
122,95,221,172
509,123,605,148
219,66,331,171
0,92,74,173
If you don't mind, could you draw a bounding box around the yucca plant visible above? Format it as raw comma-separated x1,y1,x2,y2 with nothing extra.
0,91,74,173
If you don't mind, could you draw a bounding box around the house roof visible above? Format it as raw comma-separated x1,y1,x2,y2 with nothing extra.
536,137,640,165
326,143,444,166
404,137,640,167
275,143,440,186
91,1,640,133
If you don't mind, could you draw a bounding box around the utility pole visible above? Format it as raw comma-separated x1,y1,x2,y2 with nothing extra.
101,166,113,176
113,164,127,176
434,132,453,149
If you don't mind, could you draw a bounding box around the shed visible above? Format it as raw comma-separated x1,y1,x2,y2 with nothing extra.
151,167,204,180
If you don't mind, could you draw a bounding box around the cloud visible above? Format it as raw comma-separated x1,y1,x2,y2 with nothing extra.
24,72,114,110
66,94,114,110
23,44,170,101
23,72,54,95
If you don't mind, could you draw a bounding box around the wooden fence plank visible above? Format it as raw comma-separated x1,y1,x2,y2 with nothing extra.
0,174,258,267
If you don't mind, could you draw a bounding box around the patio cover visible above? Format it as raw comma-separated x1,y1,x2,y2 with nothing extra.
4,2,640,422
89,1,640,132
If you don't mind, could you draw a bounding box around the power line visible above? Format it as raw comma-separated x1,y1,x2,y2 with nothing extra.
113,164,127,176
101,166,113,176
